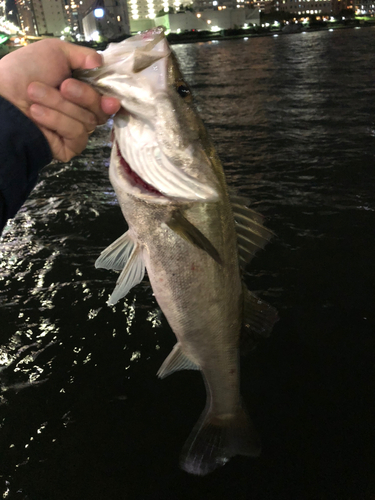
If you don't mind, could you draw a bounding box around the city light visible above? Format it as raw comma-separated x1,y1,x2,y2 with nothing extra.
94,8,104,18
0,16,20,35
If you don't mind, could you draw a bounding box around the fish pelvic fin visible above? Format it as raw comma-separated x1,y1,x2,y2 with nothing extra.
107,241,145,306
241,287,279,354
157,342,199,379
166,211,222,265
95,230,135,271
180,405,261,476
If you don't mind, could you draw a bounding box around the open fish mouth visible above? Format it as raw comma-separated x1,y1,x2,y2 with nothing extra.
115,142,165,199
112,112,219,203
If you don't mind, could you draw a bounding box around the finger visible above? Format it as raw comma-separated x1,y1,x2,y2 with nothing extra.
101,96,121,116
61,42,102,71
28,82,97,132
60,79,110,125
30,104,88,161
38,125,81,163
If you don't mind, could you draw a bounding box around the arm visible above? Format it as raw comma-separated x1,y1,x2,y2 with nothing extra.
0,95,52,230
0,39,120,231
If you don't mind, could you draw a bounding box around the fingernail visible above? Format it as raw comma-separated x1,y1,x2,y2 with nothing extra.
29,83,46,99
66,80,82,98
31,104,44,117
85,53,102,69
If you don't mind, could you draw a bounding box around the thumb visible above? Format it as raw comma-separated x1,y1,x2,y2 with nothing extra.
61,42,103,71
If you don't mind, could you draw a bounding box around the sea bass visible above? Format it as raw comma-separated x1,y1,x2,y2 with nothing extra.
75,28,278,475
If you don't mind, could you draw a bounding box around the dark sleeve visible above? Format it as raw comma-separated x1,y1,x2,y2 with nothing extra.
0,95,53,232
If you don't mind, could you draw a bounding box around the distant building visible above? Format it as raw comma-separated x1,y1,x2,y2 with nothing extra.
194,0,254,11
249,0,275,12
14,0,38,35
127,0,194,27
277,0,349,14
81,0,130,41
64,0,82,33
354,0,374,14
130,7,259,31
15,0,68,36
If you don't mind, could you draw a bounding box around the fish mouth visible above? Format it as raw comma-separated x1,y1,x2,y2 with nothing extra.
113,112,219,203
115,142,165,199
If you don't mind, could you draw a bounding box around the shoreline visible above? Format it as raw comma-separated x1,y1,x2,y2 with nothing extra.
166,20,375,45
1,20,374,57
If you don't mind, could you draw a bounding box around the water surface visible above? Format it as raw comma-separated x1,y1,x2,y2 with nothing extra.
1,28,375,499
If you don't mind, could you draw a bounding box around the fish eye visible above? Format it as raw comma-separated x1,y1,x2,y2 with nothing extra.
176,80,191,99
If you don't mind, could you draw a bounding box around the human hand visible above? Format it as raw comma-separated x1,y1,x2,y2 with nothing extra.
0,39,120,162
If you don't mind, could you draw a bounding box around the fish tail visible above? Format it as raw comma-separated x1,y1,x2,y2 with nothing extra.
180,405,261,476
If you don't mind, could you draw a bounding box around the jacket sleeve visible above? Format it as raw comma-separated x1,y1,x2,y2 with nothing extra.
0,95,53,232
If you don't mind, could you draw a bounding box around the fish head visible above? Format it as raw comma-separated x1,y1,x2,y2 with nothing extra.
75,28,220,205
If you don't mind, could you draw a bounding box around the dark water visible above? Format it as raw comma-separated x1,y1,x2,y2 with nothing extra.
1,28,375,499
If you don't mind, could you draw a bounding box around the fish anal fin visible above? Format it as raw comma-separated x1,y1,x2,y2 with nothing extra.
166,211,222,265
107,244,145,306
241,288,279,354
180,405,261,476
157,342,200,379
95,230,134,271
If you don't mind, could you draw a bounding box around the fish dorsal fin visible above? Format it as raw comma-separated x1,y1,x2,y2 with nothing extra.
107,242,145,306
157,342,200,379
165,211,222,265
241,287,279,354
95,231,135,271
230,195,274,270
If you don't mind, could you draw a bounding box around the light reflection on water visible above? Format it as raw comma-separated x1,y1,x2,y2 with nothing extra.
0,28,375,499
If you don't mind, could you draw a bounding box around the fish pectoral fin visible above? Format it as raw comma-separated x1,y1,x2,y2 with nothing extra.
241,287,279,354
157,343,200,379
107,244,145,306
166,212,222,265
95,230,135,271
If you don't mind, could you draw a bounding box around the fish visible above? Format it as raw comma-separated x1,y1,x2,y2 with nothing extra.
74,27,278,476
